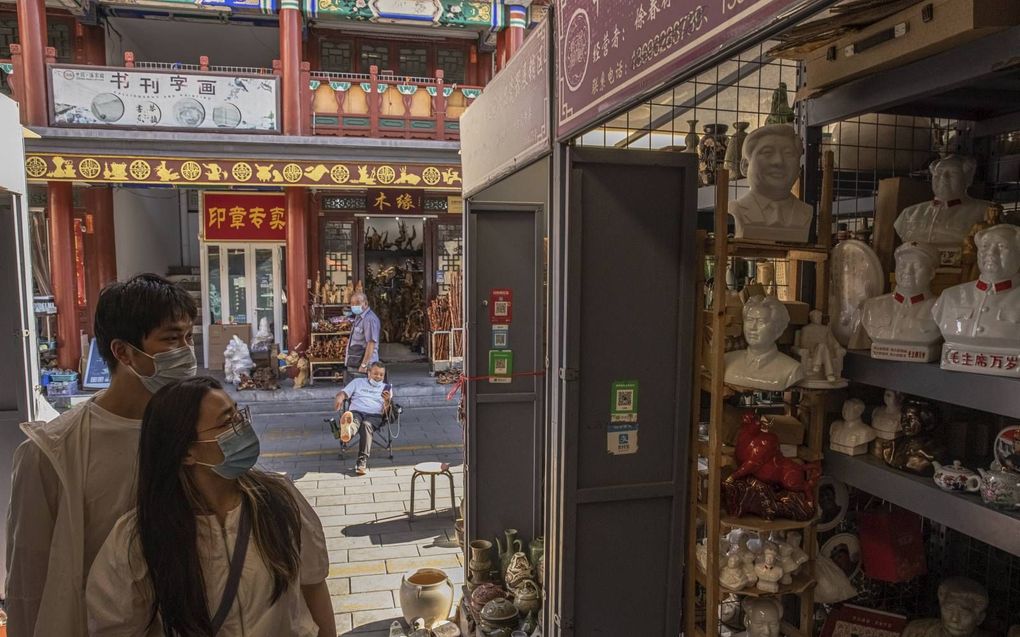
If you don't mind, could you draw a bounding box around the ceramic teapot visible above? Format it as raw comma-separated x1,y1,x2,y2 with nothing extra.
932,460,981,492
512,579,541,615
478,598,520,637
978,466,1020,510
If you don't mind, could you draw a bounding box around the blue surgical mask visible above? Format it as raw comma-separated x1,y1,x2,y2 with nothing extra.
368,379,382,387
351,305,364,316
128,344,198,394
195,407,260,479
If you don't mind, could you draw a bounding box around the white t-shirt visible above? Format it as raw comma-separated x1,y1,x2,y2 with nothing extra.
86,479,329,637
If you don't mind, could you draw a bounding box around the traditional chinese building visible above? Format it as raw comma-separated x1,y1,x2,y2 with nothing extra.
2,0,547,370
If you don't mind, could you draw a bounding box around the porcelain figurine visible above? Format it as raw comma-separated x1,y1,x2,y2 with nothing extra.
977,466,1020,510
733,413,820,498
961,205,1003,283
724,296,806,391
720,552,752,591
872,390,904,440
725,122,751,177
777,543,799,585
894,156,992,266
830,239,885,347
754,547,784,593
883,398,946,476
783,531,810,572
728,124,813,242
932,224,1020,377
931,460,981,493
861,241,943,362
794,310,847,388
902,577,992,637
742,599,783,637
830,399,876,456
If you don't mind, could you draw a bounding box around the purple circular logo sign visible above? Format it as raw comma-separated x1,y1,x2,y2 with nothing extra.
562,8,591,93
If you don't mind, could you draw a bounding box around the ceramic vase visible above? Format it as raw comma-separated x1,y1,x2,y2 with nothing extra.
504,551,534,590
725,122,750,176
765,82,795,125
399,568,455,629
495,529,523,579
468,539,494,590
683,119,700,153
528,536,544,569
698,123,729,186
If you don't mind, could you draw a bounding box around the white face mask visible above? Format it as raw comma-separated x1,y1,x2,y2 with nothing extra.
127,343,198,394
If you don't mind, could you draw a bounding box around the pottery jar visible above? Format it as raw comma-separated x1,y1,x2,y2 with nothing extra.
528,536,545,567
978,468,1020,509
512,579,541,615
932,460,981,492
477,598,519,637
400,568,455,629
470,583,507,615
504,552,534,590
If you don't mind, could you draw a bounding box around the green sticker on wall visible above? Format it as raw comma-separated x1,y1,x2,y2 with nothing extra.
488,350,513,384
610,380,639,423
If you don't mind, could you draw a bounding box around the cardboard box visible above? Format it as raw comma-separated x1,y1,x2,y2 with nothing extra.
207,324,252,371
803,0,1020,91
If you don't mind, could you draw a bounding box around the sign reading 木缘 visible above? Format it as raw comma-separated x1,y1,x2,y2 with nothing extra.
203,192,287,242
50,65,280,132
461,18,550,198
555,0,807,140
367,188,424,215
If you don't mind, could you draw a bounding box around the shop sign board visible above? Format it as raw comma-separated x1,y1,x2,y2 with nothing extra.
461,18,550,198
488,288,513,325
555,0,808,140
49,65,281,132
366,188,424,214
314,0,492,28
202,192,287,242
25,153,463,190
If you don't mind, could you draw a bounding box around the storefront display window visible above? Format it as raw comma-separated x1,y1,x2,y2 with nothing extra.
207,246,222,324
255,247,275,336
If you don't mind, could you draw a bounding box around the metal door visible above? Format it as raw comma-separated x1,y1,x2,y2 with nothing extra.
464,202,545,546
548,147,698,636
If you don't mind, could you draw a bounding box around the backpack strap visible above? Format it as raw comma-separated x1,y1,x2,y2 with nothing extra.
211,503,252,634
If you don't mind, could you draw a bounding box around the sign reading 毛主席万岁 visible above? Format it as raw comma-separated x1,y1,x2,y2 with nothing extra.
555,0,808,141
49,66,280,132
203,192,287,242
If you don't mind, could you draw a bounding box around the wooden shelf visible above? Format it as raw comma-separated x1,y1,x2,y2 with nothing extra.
704,237,829,261
695,563,817,597
311,332,351,337
720,514,816,533
309,359,345,365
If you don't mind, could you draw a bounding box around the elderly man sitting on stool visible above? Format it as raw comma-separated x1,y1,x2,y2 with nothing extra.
334,361,392,475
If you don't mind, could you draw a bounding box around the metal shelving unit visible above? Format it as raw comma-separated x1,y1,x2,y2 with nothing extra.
825,451,1020,556
843,352,1020,419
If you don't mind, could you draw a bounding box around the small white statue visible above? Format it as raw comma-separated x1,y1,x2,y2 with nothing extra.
223,335,254,384
720,552,752,591
729,124,813,243
795,309,847,388
777,543,798,585
932,224,1020,377
783,531,810,570
830,398,876,456
872,390,904,440
754,547,784,593
902,577,992,637
894,156,991,265
250,317,274,353
861,241,943,362
724,295,806,391
742,599,783,637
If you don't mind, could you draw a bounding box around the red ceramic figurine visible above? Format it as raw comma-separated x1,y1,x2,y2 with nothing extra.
733,412,820,496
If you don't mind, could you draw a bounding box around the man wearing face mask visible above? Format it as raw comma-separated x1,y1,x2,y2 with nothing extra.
334,362,393,475
6,273,197,637
344,291,382,383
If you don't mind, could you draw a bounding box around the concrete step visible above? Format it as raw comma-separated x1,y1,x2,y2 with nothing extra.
241,390,458,415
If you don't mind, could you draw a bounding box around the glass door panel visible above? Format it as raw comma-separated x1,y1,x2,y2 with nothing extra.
255,248,275,335
208,246,223,324
227,248,248,324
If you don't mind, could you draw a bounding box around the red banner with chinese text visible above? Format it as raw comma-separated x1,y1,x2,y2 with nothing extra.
366,188,424,215
203,192,286,242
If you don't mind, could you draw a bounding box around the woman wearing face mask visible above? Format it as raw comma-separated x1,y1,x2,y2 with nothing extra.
86,377,336,637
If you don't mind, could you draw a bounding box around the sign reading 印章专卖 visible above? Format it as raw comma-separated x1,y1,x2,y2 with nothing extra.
203,192,287,242
50,66,280,131
555,0,810,140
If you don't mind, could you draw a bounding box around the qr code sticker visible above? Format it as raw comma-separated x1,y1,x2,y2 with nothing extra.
616,389,634,411
494,301,509,316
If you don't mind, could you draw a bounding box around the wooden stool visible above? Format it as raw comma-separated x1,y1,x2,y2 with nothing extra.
410,461,456,520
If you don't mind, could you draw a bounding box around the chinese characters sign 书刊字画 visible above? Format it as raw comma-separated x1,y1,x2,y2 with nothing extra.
50,66,280,131
203,192,286,242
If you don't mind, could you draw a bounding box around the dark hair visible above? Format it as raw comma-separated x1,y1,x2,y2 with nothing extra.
136,376,301,636
95,273,198,371
369,361,386,371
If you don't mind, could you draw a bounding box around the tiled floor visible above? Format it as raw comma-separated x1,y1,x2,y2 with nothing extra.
255,404,464,636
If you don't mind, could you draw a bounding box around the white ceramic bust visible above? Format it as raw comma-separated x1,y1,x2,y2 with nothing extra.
795,309,847,388
932,224,1020,377
729,124,813,242
872,390,904,440
720,552,752,591
903,577,992,637
861,241,943,362
895,155,991,265
830,398,876,456
725,295,806,390
754,547,784,593
742,599,783,637
777,543,798,585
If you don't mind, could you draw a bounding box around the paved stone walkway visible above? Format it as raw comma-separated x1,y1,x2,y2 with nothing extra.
253,403,465,636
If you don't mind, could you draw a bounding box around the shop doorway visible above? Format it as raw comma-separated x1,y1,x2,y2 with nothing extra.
362,215,427,360
200,242,285,366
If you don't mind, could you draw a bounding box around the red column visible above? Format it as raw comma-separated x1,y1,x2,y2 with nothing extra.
89,187,117,288
279,7,303,136
467,45,479,85
285,188,309,351
15,0,48,125
507,5,526,60
49,182,82,370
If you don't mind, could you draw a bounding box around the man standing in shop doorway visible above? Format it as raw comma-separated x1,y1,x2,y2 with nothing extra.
345,291,381,383
6,274,198,637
